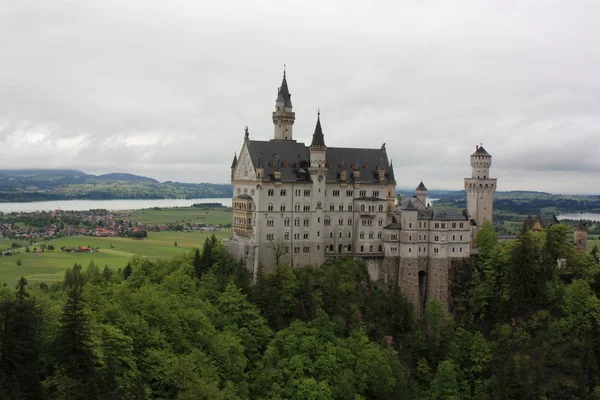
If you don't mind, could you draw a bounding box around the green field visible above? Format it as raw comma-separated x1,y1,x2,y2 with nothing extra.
0,231,228,286
125,207,231,225
590,239,600,251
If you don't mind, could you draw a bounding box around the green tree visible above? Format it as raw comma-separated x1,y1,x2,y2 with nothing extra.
122,263,133,279
49,265,98,398
0,277,42,399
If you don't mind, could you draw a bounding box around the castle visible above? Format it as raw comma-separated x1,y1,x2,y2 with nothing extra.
226,71,496,314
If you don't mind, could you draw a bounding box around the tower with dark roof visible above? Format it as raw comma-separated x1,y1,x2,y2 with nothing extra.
464,144,497,230
272,68,295,141
415,181,427,207
574,221,588,251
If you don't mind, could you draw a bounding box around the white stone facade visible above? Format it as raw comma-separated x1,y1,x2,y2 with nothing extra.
226,71,496,312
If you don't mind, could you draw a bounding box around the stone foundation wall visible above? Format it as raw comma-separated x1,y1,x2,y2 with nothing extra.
427,257,450,311
381,256,400,288
399,257,420,314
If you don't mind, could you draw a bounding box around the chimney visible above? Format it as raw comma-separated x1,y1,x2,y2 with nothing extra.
378,167,385,182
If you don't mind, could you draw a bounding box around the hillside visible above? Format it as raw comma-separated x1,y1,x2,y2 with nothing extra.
0,169,232,202
96,172,158,183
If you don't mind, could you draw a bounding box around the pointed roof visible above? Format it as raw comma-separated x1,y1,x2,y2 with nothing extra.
310,111,326,148
402,200,418,211
471,145,490,156
276,70,293,108
231,153,237,169
388,160,395,182
416,181,427,191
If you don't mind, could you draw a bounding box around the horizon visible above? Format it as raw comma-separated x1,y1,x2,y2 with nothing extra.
1,167,599,196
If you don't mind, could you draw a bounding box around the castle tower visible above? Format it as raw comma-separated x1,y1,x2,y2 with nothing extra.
272,69,295,141
574,221,588,251
309,111,327,267
464,145,497,227
415,181,427,208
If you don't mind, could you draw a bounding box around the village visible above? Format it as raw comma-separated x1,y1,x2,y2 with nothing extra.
0,207,228,248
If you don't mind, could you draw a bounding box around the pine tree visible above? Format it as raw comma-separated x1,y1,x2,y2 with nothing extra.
123,263,133,279
0,278,42,399
53,266,97,398
193,248,202,279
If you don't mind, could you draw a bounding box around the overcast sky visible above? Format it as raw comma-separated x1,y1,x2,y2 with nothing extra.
1,0,599,193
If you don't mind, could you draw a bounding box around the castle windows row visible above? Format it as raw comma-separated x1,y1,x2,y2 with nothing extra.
360,231,383,239
330,190,386,198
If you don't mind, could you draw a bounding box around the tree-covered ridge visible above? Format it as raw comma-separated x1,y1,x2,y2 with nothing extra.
0,226,599,399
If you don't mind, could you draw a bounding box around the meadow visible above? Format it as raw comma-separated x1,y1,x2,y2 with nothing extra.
0,231,228,285
125,207,231,225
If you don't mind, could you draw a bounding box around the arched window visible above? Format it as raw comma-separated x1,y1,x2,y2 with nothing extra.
361,245,364,252
378,231,383,239
378,245,382,252
369,232,374,239
284,218,290,226
360,231,365,239
280,204,286,211
378,204,383,212
369,245,373,252
360,204,365,212
268,204,273,212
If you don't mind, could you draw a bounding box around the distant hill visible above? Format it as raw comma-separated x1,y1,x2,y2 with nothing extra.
96,173,158,183
0,169,232,202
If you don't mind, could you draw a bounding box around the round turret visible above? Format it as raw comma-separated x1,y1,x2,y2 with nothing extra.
470,145,492,179
470,145,492,168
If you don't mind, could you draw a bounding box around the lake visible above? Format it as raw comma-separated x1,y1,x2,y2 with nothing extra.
558,213,600,222
0,198,233,213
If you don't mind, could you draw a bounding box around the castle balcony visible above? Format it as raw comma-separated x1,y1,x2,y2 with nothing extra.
359,212,376,218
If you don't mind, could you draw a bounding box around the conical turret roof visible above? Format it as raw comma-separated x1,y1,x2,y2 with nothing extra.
310,112,326,148
276,70,293,108
416,181,427,191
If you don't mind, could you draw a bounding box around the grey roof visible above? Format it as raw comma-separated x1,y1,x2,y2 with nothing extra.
257,157,264,168
417,208,469,221
310,114,325,147
231,153,237,168
402,200,418,211
416,181,427,191
388,160,395,183
399,196,425,210
244,140,393,184
471,145,490,156
276,72,293,108
384,216,402,230
235,194,252,200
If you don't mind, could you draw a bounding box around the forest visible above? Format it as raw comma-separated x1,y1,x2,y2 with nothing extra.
1,224,600,399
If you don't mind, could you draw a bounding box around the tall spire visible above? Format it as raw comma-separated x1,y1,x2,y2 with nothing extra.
272,67,295,140
310,109,325,148
276,68,293,108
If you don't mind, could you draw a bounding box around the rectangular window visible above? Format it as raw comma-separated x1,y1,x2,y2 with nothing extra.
452,222,456,228
303,246,310,253
303,233,309,239
294,247,300,253
304,190,311,196
285,232,290,240
434,247,439,253
333,190,340,197
460,223,464,228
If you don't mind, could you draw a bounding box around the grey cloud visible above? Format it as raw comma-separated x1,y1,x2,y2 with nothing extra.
0,0,599,192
